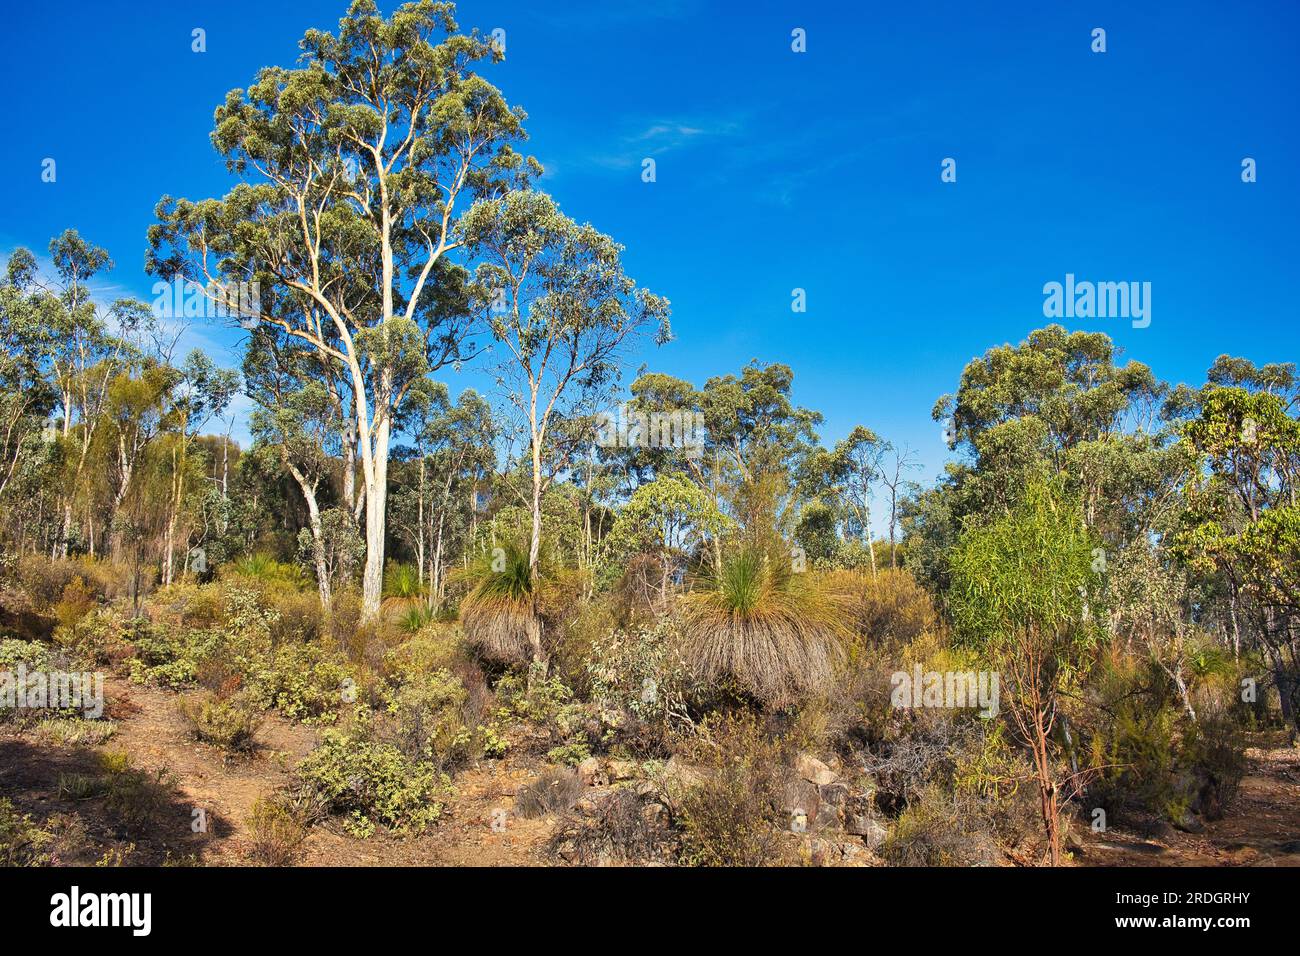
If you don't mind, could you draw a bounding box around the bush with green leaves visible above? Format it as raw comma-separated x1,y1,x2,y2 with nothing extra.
0,798,52,866
296,712,451,837
380,668,480,771
178,691,263,752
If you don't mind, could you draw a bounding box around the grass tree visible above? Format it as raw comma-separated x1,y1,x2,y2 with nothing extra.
147,0,532,620
947,477,1099,866
462,190,669,669
682,543,842,709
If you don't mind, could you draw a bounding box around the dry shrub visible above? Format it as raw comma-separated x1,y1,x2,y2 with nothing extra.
265,587,325,645
16,554,83,608
880,785,1001,866
178,691,263,753
516,768,583,818
246,795,309,866
548,787,677,865
676,711,796,866
326,587,365,647
53,577,97,630
828,568,936,648
98,750,177,834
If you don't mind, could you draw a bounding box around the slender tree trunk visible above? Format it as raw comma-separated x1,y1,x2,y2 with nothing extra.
361,414,391,620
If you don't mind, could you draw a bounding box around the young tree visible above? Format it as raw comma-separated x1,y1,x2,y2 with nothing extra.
463,190,669,666
147,0,533,619
948,478,1099,865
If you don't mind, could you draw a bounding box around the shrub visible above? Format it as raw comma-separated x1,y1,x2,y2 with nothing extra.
178,692,263,752
246,795,309,865
381,669,478,771
249,642,355,725
458,540,537,664
515,768,583,818
296,716,451,837
881,785,1000,866
676,712,795,866
681,545,844,709
98,751,177,834
0,798,51,866
828,568,937,648
549,787,677,865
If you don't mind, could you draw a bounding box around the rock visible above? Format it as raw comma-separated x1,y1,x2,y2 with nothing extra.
782,779,820,822
814,800,843,831
838,841,866,865
641,802,666,825
1172,809,1205,834
819,781,849,809
807,837,834,866
844,816,888,850
577,757,605,787
796,752,837,787
607,759,640,782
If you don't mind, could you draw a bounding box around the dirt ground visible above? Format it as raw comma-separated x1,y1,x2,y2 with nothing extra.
1,676,556,866
1080,738,1300,867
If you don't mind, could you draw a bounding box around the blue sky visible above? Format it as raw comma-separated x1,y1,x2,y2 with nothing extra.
1,0,1297,502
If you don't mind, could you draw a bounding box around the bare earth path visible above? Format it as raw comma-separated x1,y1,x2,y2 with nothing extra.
1083,739,1300,867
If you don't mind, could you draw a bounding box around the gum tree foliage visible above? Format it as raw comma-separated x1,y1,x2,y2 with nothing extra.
599,471,732,600
906,325,1167,592
1174,357,1300,736
244,327,344,608
947,478,1099,866
390,381,494,607
461,189,669,666
0,250,58,509
147,0,535,619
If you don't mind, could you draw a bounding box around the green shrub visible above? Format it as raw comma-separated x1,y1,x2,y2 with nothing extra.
0,798,52,865
296,715,451,837
178,692,263,752
246,795,309,865
381,669,478,771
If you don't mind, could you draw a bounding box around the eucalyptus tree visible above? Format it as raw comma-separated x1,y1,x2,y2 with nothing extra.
462,189,669,666
159,352,238,584
147,0,534,619
244,327,343,608
42,231,145,557
1175,356,1300,737
0,250,57,515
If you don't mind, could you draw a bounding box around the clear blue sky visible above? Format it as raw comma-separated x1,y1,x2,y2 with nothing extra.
1,0,1297,496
